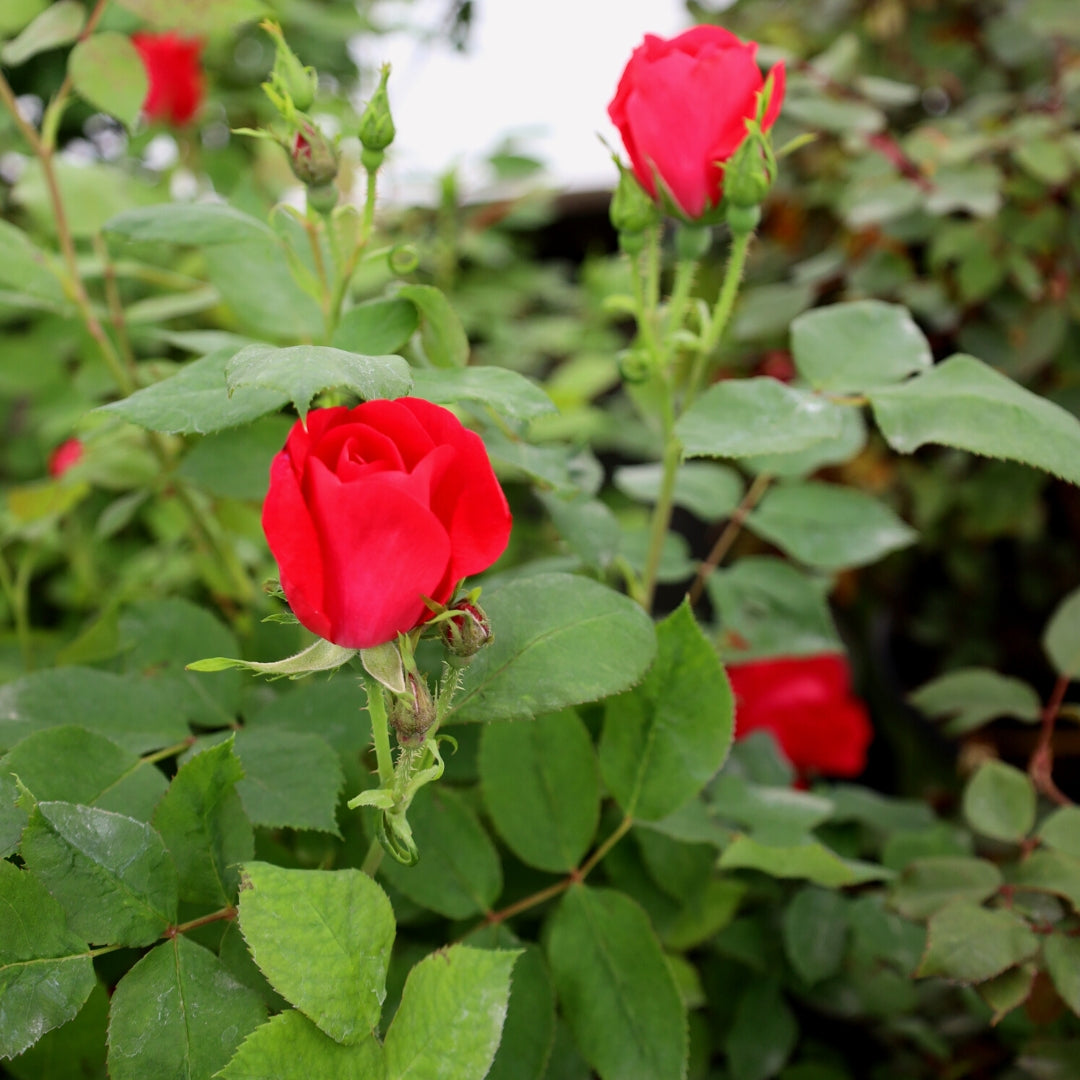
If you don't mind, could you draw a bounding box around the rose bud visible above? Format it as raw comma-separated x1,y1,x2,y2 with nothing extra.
358,64,396,170
132,32,204,127
608,26,785,220
262,399,511,650
440,600,492,661
290,121,339,188
727,653,873,779
48,438,83,478
609,162,660,249
388,673,437,747
261,19,318,113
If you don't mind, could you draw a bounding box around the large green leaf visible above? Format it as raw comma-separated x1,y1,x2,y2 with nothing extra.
962,761,1036,843
746,481,917,571
710,775,833,845
0,860,95,1059
68,33,147,130
21,802,178,947
1008,850,1080,911
449,573,657,723
153,737,254,905
718,835,890,887
600,601,734,820
104,203,274,246
0,219,66,305
546,885,687,1080
1038,807,1080,858
1044,934,1080,1017
397,284,469,368
4,978,108,1080
379,786,502,919
676,379,847,459
332,297,418,356
867,355,1080,486
112,0,266,32
0,774,21,858
782,887,848,985
383,946,519,1080
918,901,1038,983
889,856,1003,919
790,300,932,393
107,937,266,1080
909,668,1042,734
724,976,798,1080
1044,586,1080,680
742,405,867,479
0,0,83,65
613,461,744,520
411,366,556,422
176,415,293,501
238,862,394,1044
479,709,600,872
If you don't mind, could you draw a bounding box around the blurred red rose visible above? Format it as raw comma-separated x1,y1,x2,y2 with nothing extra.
132,32,204,126
608,25,785,219
728,653,873,777
48,438,83,478
262,399,511,649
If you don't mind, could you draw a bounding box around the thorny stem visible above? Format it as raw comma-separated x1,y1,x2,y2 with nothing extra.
661,256,698,363
640,420,680,613
327,167,380,332
366,677,395,788
93,234,137,375
1029,675,1073,806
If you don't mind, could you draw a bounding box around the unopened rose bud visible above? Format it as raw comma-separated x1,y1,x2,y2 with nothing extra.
358,65,395,167
262,20,318,112
610,163,659,237
441,601,492,661
290,122,338,188
723,132,774,212
388,673,437,747
48,438,83,478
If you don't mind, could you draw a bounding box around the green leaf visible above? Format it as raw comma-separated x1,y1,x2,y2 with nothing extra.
979,964,1037,1024
218,1010,384,1080
546,885,687,1080
710,775,833,845
867,354,1080,486
397,284,469,368
384,946,519,1080
21,802,178,947
104,203,275,245
332,297,419,356
0,773,21,858
0,667,188,755
0,219,66,304
0,0,83,65
782,887,848,985
537,492,621,571
790,300,932,393
68,33,147,129
743,405,867,479
0,0,48,37
962,760,1036,843
379,786,502,919
484,432,602,496
1008,850,1080,911
111,0,266,33
1038,807,1080,857
107,936,266,1080
600,601,734,820
724,977,797,1080
1,725,166,821
918,901,1038,982
176,416,293,501
0,860,95,1059
226,344,412,420
152,737,253,906
613,461,744,520
676,379,847,459
189,639,358,679
238,862,395,1043
825,784,935,832
1044,934,1080,1016
98,348,285,435
449,573,657,723
708,556,840,660
411,366,556,423
5,978,108,1080
909,668,1042,734
718,835,890,887
733,282,816,341
479,709,600,872
746,480,917,571
847,895,925,976
890,856,1003,919
1044,586,1080,679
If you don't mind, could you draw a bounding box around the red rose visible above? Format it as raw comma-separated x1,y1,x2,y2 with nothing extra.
608,26,785,219
262,399,512,649
132,32,204,126
727,654,872,778
48,438,83,478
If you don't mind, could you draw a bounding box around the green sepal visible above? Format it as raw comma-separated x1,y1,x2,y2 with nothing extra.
187,639,357,680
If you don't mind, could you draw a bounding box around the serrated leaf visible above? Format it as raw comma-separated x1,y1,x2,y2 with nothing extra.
600,601,734,820
411,366,556,422
238,862,394,1043
0,774,21,858
537,491,621,570
0,0,83,66
1044,587,1080,679
710,774,833,845
397,283,469,368
719,835,890,887
68,33,147,129
111,0,266,33
613,461,744,520
746,480,917,571
107,936,266,1080
332,297,419,356
724,977,797,1080
1008,850,1080,911
379,786,502,919
226,344,411,420
909,668,1042,734
21,802,177,946
449,573,657,723
890,856,1003,919
152,737,253,905
188,638,357,679
479,709,600,872
0,860,95,1060
962,760,1036,843
867,354,1080,486
218,1010,384,1080
743,402,867,479
676,378,847,459
979,964,1037,1024
4,977,108,1080
1044,934,1080,1016
782,887,848,985
546,885,687,1080
104,202,274,245
383,946,519,1080
791,300,932,393
918,901,1038,982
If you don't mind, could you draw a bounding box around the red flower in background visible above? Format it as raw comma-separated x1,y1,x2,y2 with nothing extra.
608,25,785,219
262,399,511,650
727,654,873,778
48,438,83,478
132,32,204,126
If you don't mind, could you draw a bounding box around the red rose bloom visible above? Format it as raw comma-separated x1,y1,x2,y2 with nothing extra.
608,25,785,219
132,32,204,126
728,654,873,778
48,438,83,478
262,399,512,650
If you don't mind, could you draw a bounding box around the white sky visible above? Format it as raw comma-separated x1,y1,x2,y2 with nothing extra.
355,0,690,200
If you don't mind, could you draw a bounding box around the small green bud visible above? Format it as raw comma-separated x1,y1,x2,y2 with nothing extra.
610,163,659,236
617,348,654,384
307,183,338,215
726,203,762,236
440,601,492,663
723,131,774,211
262,20,318,113
359,65,396,155
290,121,338,187
389,673,437,747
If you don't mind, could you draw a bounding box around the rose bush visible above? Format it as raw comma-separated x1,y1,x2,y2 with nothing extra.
132,32,204,126
727,653,873,777
262,398,511,649
608,25,784,219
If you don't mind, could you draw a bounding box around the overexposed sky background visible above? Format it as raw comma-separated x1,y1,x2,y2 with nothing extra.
354,0,691,199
